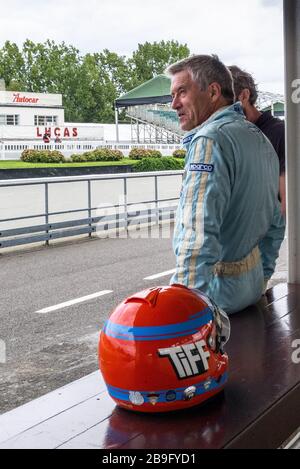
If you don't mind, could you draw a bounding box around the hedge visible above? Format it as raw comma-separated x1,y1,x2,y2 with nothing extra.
70,148,124,162
21,149,65,163
172,149,186,158
128,148,162,160
133,157,185,172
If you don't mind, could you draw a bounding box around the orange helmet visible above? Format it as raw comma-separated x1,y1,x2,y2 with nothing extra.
99,284,230,413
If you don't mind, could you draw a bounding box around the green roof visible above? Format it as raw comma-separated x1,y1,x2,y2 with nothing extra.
261,102,284,112
115,75,172,108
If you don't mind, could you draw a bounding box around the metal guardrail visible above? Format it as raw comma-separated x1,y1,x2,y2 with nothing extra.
0,171,183,249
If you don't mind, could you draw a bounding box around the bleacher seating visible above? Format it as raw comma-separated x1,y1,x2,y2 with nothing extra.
127,105,183,137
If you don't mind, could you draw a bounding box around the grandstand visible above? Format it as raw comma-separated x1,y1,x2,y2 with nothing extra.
115,76,284,144
115,75,181,144
256,91,285,117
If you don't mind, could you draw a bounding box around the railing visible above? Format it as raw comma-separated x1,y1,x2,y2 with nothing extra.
127,105,184,138
0,171,183,249
0,140,182,160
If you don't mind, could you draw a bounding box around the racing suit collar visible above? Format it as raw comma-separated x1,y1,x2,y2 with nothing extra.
182,103,245,150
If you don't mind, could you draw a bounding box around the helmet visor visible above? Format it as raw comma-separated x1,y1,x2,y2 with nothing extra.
215,306,231,346
192,289,231,346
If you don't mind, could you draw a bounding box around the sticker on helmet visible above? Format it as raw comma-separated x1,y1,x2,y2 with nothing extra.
203,379,212,390
129,391,144,406
183,386,197,400
158,340,211,379
165,390,177,402
148,393,159,405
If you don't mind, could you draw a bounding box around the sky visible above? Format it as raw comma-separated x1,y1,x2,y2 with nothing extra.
0,0,284,93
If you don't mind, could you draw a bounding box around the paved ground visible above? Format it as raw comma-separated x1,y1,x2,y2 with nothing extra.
0,227,176,413
267,236,287,288
0,230,288,414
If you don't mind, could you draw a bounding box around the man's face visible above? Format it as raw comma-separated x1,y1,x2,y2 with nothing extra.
171,70,213,131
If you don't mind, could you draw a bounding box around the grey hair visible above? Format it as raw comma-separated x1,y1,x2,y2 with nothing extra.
166,54,234,103
228,65,258,105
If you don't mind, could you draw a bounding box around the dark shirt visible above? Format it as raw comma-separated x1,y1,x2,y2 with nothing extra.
255,111,285,175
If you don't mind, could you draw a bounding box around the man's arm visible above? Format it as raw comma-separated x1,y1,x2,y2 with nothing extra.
277,121,286,216
258,201,285,284
171,136,231,292
279,173,286,217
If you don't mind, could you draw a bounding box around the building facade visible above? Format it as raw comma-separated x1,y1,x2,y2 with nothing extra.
0,90,104,142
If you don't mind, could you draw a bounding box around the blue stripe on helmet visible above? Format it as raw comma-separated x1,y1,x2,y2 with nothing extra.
103,308,213,341
106,372,228,404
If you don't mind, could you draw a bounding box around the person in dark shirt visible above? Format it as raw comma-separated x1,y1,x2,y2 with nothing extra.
43,133,50,144
228,65,286,215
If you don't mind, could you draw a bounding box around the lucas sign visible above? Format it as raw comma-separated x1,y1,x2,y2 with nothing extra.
36,127,78,138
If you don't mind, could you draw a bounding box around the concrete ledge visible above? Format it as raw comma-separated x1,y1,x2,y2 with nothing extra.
0,283,299,449
0,165,134,179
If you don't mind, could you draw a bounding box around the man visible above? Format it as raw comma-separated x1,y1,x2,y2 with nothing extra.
43,132,50,144
228,65,286,215
167,55,285,314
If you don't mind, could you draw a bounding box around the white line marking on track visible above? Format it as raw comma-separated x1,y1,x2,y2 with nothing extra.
35,290,113,314
144,269,176,280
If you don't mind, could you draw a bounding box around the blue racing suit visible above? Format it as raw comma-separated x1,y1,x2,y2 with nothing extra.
171,103,285,314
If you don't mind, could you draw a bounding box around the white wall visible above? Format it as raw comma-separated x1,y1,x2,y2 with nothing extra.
0,91,62,107
0,106,65,127
0,124,104,141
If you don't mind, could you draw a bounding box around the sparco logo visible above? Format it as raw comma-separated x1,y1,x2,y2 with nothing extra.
190,163,214,173
158,340,210,379
13,93,39,104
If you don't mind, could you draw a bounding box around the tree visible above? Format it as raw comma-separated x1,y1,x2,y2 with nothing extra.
129,40,190,85
97,49,133,96
74,53,117,123
0,41,25,89
0,38,190,123
20,39,84,121
20,39,81,93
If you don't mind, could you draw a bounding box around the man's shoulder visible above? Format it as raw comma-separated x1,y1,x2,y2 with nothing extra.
192,111,249,144
193,116,235,140
256,111,285,131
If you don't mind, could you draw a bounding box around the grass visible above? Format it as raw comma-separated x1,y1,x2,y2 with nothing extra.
0,159,139,169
